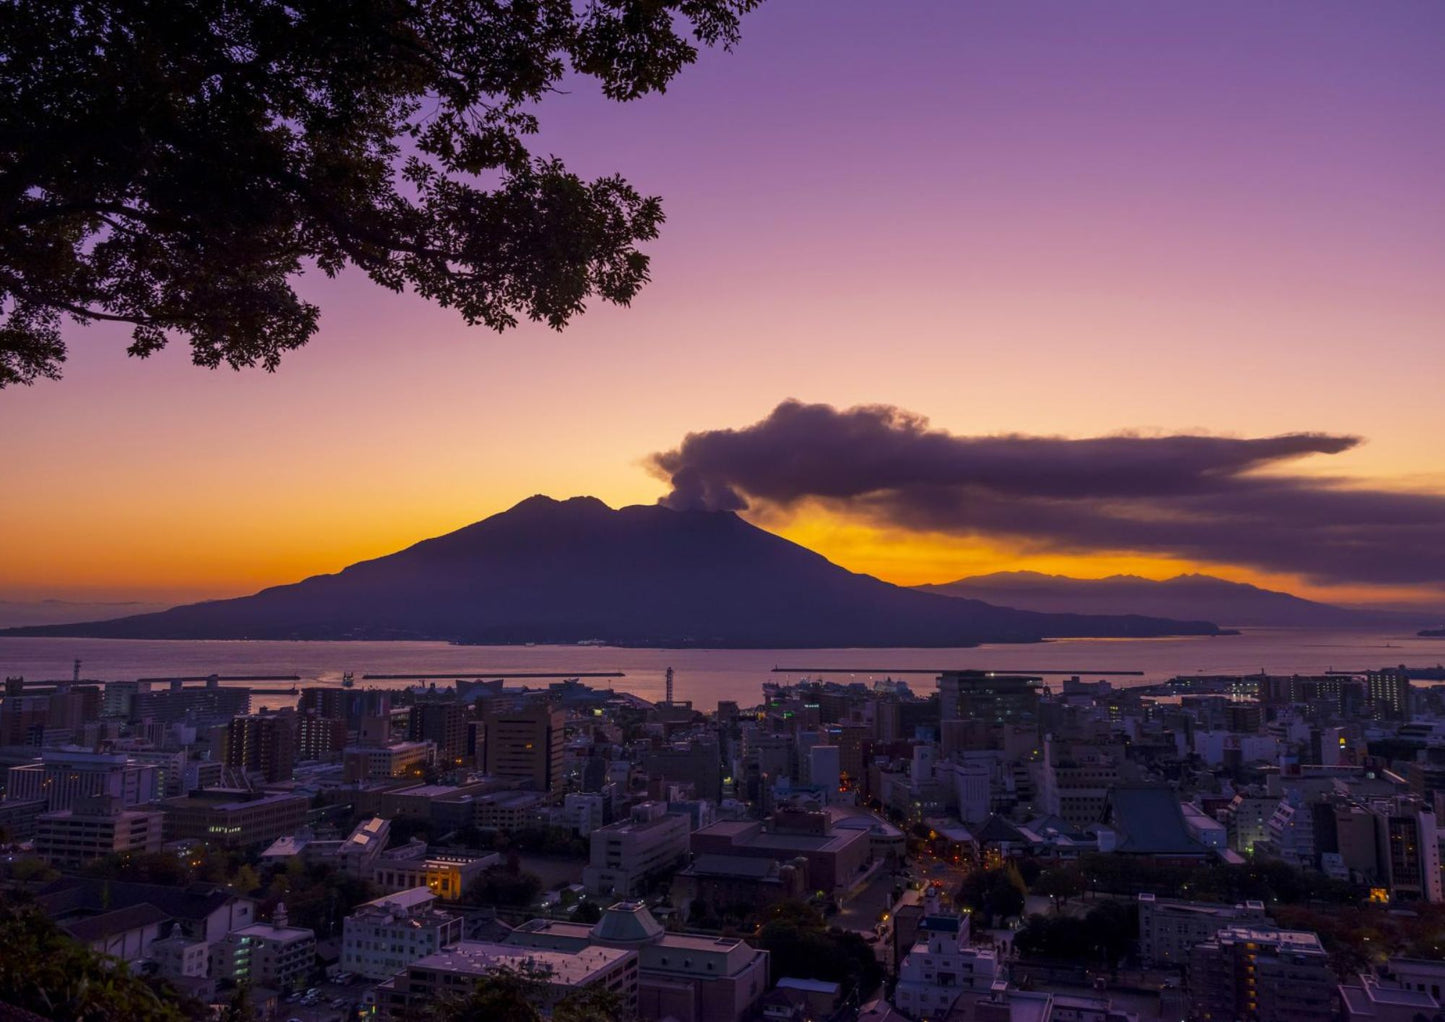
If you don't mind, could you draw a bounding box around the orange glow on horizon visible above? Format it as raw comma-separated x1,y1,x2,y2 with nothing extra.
3,492,1439,612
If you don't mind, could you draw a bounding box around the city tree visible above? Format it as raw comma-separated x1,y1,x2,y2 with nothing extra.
0,0,762,386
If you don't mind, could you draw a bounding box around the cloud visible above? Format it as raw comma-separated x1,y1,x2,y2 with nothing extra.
650,399,1445,586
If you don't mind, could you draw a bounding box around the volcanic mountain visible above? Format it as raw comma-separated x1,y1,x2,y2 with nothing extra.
915,571,1433,629
4,496,1228,646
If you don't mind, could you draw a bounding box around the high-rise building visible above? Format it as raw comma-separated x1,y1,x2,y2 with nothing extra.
130,678,249,725
297,711,348,761
0,694,50,746
482,701,564,791
1368,668,1412,722
1372,797,1443,903
408,702,471,767
1188,926,1334,1022
223,713,296,782
937,671,1041,725
1039,735,1124,829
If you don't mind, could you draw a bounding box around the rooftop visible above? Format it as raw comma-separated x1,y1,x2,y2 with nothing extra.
1213,925,1326,953
409,940,632,986
1104,786,1209,856
356,886,437,913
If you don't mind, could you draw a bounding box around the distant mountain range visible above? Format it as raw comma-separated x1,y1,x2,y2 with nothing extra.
1,496,1227,647
0,599,172,630
915,571,1435,629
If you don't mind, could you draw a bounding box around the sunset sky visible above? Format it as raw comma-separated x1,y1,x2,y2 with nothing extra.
2,1,1442,612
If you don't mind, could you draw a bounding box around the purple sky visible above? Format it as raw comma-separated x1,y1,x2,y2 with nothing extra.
2,0,1442,607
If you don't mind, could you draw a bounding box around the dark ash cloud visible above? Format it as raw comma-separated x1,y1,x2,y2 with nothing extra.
650,400,1445,587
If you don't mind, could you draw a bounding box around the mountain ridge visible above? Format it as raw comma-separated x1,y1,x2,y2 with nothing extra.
915,570,1433,628
1,495,1228,647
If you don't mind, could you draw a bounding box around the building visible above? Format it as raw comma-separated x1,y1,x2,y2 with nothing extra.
1367,668,1412,722
1135,893,1268,967
690,809,873,896
1097,786,1210,860
1338,973,1441,1022
130,679,249,725
5,749,159,811
1228,795,1285,855
1188,926,1335,1022
35,877,256,980
644,736,724,803
34,794,164,867
473,790,548,831
809,745,842,804
376,940,638,1018
675,853,807,920
343,741,434,782
507,901,770,1022
584,802,692,898
222,713,296,782
159,790,309,847
1039,737,1123,829
937,672,1041,725
408,701,471,768
211,904,316,993
341,887,464,980
483,702,564,791
565,792,609,836
369,843,500,901
0,694,53,745
894,890,999,1021
296,711,348,761
1372,797,1442,903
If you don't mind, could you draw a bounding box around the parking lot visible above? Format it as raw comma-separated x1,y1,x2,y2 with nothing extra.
275,976,366,1022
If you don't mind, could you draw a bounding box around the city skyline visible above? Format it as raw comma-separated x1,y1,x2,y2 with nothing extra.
2,0,1442,611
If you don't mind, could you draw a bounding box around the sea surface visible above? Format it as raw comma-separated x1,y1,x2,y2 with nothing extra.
3,629,1444,712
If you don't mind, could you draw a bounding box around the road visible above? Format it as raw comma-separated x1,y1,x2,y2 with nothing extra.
836,862,898,933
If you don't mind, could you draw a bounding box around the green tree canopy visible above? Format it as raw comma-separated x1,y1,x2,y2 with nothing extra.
955,863,1027,927
0,898,199,1021
753,900,883,1001
397,964,630,1022
0,0,761,386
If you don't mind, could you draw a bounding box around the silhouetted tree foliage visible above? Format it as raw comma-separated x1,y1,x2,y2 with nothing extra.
396,963,629,1022
78,846,264,901
468,863,543,908
1274,901,1445,974
1031,864,1087,911
257,859,379,937
0,897,201,1021
1014,900,1138,970
955,864,1027,926
1075,853,1360,904
752,901,883,1000
0,0,762,386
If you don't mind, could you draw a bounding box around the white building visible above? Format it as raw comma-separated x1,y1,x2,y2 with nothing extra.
376,940,638,1017
211,904,316,993
341,887,464,980
583,802,692,898
894,890,999,1021
947,760,993,824
150,933,212,984
1136,893,1268,967
5,749,159,811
